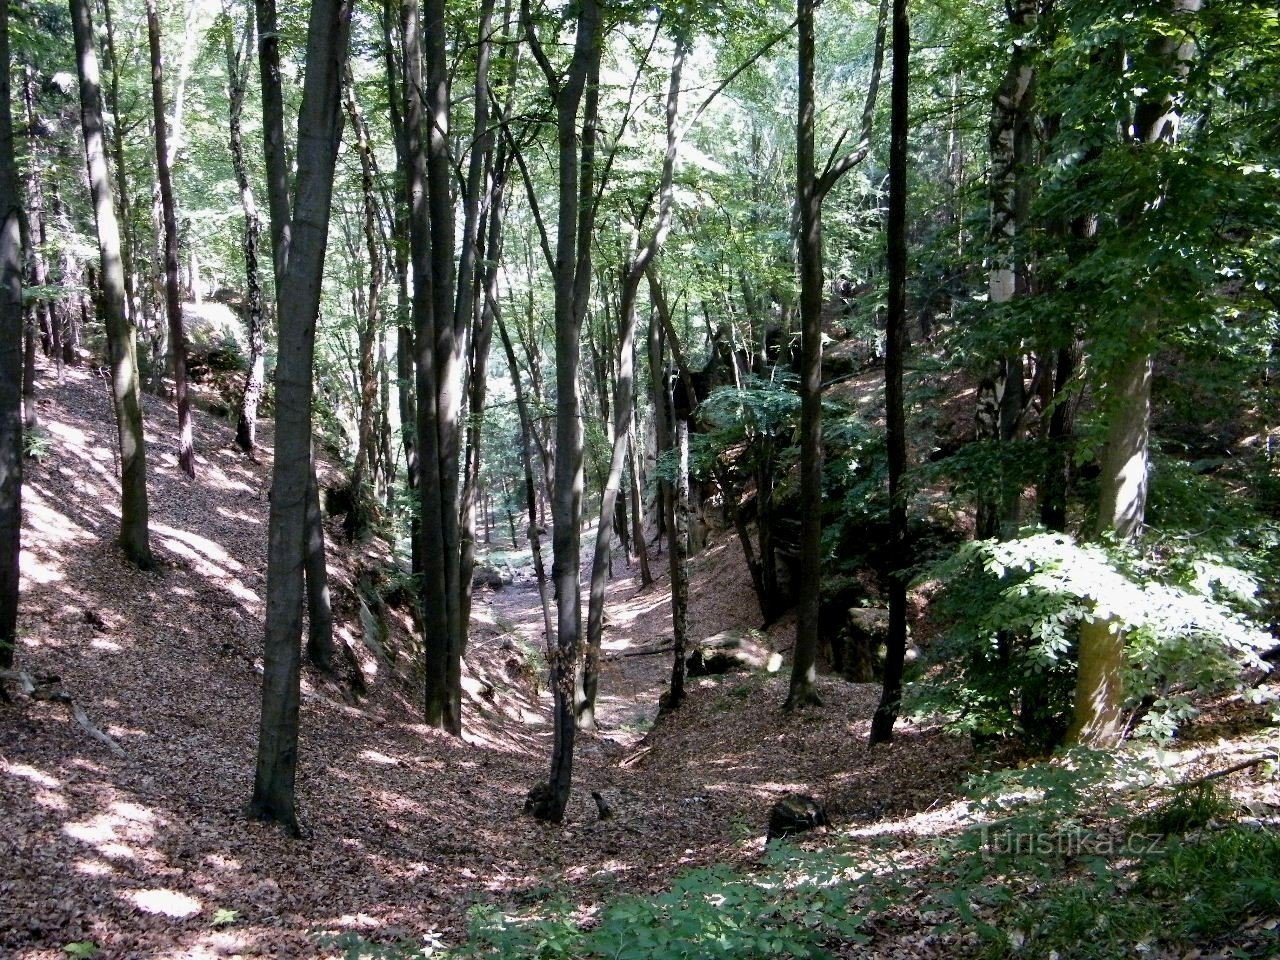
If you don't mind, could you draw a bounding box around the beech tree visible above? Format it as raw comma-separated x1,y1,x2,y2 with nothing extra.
1068,0,1201,748
521,0,604,823
786,0,888,710
70,0,152,568
145,0,195,478
251,0,352,834
578,29,687,730
0,0,22,671
869,0,909,746
222,3,267,454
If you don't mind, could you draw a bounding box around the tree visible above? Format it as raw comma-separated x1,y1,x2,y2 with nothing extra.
70,0,152,568
145,0,195,478
869,0,909,745
521,0,604,823
786,0,888,710
252,0,335,673
223,2,267,454
1067,0,1201,748
579,29,687,730
250,0,352,834
0,0,23,671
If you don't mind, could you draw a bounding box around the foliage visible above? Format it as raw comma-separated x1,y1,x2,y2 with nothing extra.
911,531,1275,747
461,847,876,960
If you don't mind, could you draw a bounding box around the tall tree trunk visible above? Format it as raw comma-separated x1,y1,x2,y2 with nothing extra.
254,0,334,669
21,68,54,382
665,416,690,710
145,0,195,478
101,0,139,331
0,0,23,671
225,5,266,453
521,0,603,822
627,427,652,587
497,306,555,647
788,0,887,709
976,0,1037,541
787,0,825,709
578,36,686,730
342,64,383,539
1068,0,1200,749
398,0,465,733
869,0,910,745
250,0,351,834
70,0,152,568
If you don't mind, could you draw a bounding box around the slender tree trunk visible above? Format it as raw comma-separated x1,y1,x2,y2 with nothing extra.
225,7,266,453
497,308,555,646
305,463,335,670
71,0,152,568
628,427,652,586
21,304,35,431
254,0,334,672
250,0,351,834
787,0,825,709
665,416,689,710
579,36,686,729
101,0,138,331
145,0,195,478
21,68,53,384
0,0,23,671
342,65,383,539
522,0,603,822
788,0,887,708
870,0,909,745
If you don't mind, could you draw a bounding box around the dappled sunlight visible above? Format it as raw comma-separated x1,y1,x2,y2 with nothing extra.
128,888,203,919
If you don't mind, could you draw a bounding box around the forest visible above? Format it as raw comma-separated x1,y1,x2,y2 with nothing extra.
1,0,1279,955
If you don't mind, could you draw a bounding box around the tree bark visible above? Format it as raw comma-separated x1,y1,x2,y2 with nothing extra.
250,0,351,834
225,5,266,454
253,0,335,675
1067,0,1200,749
521,0,603,822
665,416,690,710
788,0,887,709
341,64,383,539
497,306,555,647
0,0,23,670
145,0,195,479
579,35,686,730
869,0,909,745
70,0,152,568
101,0,139,332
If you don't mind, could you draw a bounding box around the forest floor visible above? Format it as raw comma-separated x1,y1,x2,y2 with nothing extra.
2,362,1277,960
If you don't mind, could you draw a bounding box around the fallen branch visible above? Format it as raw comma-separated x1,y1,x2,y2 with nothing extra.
1183,752,1278,789
0,669,126,757
620,744,655,768
607,643,674,661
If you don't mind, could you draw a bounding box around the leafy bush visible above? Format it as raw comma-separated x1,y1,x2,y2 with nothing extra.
911,531,1275,748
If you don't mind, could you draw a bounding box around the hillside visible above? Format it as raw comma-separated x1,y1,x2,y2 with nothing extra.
2,365,981,958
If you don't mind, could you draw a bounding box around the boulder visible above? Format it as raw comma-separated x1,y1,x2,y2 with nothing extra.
767,793,829,841
686,629,782,677
472,561,511,590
